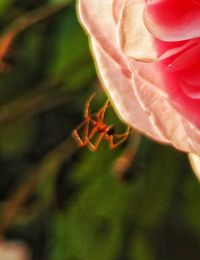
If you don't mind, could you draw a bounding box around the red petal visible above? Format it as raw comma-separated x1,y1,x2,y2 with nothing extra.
144,0,200,41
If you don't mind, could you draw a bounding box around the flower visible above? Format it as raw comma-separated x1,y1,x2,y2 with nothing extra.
0,240,30,260
77,0,200,154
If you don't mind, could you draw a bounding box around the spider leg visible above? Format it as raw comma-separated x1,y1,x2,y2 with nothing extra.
87,124,99,140
88,132,105,151
72,118,99,146
84,92,96,118
108,126,131,149
96,99,110,121
72,120,91,146
114,126,132,138
109,135,128,149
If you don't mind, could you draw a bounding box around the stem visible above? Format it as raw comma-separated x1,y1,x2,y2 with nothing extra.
0,1,72,62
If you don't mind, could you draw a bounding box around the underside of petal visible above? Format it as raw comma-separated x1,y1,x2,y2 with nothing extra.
119,0,157,62
78,0,131,75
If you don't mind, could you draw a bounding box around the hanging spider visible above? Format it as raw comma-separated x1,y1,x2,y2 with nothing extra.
72,93,131,151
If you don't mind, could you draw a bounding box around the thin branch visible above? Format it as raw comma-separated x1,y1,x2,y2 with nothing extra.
0,1,72,65
112,132,141,180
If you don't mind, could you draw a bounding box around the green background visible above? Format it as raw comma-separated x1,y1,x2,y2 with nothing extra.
0,1,200,259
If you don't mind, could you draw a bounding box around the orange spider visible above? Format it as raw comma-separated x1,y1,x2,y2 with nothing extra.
72,93,131,151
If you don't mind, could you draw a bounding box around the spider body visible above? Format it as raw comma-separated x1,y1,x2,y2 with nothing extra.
106,125,116,135
72,93,131,151
93,120,115,135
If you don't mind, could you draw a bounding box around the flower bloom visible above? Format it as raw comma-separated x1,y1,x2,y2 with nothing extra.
78,0,200,154
0,240,30,260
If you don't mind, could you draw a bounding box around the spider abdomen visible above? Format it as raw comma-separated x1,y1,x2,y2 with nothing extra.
106,125,116,136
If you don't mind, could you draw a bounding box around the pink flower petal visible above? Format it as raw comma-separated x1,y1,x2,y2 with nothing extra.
112,0,124,23
91,39,200,154
91,39,169,143
144,0,200,41
78,0,131,77
118,0,157,62
188,153,200,182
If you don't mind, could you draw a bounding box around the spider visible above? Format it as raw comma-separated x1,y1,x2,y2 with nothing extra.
72,93,131,151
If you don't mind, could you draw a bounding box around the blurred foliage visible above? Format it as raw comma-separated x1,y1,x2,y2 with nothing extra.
0,1,200,260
